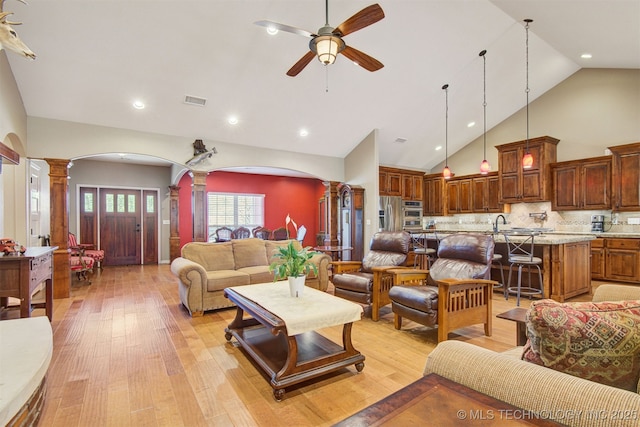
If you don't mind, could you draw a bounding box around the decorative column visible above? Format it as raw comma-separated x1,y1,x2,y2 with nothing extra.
169,185,181,261
45,158,71,299
190,171,208,242
324,181,340,246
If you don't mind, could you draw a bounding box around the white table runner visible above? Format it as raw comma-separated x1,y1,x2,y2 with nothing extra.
228,282,363,336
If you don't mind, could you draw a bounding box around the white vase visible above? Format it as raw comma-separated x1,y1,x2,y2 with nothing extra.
288,276,306,297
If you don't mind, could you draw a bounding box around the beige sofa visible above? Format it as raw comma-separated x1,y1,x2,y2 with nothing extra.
170,238,331,316
424,284,640,427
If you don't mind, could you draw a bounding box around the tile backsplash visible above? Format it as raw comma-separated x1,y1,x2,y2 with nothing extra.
425,202,640,234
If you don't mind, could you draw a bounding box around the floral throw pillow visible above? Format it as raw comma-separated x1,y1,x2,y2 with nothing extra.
522,299,640,392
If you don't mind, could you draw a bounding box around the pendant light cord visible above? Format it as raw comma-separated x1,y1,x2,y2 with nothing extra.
481,50,487,160
443,84,449,165
525,19,532,153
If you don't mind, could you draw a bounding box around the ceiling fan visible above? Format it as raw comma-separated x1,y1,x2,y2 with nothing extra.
254,1,385,77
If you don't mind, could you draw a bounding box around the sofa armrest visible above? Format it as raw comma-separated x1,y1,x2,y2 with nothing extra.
170,257,207,315
593,284,640,302
308,252,331,292
424,341,640,427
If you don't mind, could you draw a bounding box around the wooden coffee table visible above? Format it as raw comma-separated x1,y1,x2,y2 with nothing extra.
224,283,365,401
334,373,560,426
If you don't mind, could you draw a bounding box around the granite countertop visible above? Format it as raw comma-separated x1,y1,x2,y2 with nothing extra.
408,229,619,244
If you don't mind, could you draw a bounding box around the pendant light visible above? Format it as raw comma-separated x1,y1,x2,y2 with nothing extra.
522,19,534,169
479,49,491,175
442,84,452,179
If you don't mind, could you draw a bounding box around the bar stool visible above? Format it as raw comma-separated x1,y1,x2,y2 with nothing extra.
411,232,437,269
504,232,543,306
491,253,506,297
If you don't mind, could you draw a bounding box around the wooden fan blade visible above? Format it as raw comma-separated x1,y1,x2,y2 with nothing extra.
333,4,384,37
341,45,383,72
254,20,316,38
287,51,317,77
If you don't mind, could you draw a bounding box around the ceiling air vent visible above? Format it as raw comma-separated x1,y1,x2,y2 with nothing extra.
184,95,207,106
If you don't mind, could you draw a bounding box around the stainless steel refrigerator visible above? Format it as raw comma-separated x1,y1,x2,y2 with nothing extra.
378,196,403,232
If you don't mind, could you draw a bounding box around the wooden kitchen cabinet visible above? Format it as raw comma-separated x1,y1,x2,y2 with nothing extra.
609,142,640,212
380,167,422,200
423,174,445,216
550,156,611,211
446,177,472,214
591,238,640,283
496,136,559,203
402,173,424,201
379,168,402,197
472,172,502,213
590,238,605,279
606,238,640,282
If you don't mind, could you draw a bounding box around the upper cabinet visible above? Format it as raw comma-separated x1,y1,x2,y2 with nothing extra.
446,177,473,214
380,166,424,201
496,136,559,203
550,156,612,211
379,168,402,197
610,142,640,212
423,174,445,216
472,172,503,213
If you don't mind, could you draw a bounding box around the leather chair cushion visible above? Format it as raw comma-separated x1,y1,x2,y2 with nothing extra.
332,272,373,293
361,251,407,273
437,233,494,265
429,258,491,282
389,285,439,312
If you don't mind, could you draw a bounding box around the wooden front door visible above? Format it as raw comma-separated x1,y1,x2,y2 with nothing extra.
100,188,142,266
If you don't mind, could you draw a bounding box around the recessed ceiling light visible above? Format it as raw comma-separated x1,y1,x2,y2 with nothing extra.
435,145,442,151
467,121,475,128
581,53,593,59
267,27,278,35
394,137,408,144
299,129,309,137
132,100,145,109
228,116,239,125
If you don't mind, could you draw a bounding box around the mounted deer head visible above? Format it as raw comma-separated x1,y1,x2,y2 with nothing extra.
0,0,36,59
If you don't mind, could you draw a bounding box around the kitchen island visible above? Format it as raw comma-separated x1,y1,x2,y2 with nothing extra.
410,230,596,302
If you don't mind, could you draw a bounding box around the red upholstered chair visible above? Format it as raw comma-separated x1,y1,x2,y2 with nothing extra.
68,232,105,269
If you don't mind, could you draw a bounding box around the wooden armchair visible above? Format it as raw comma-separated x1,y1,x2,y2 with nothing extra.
231,226,251,239
331,231,411,321
272,227,288,241
215,227,233,242
389,269,496,342
253,227,271,240
388,233,497,342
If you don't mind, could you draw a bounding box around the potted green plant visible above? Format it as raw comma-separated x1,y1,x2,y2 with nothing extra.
269,241,318,297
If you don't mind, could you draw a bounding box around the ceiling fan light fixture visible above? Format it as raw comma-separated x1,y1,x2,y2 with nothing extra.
312,35,345,65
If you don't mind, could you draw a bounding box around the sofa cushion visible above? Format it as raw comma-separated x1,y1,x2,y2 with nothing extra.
237,265,274,284
522,299,640,392
183,242,235,271
206,270,250,292
232,238,269,269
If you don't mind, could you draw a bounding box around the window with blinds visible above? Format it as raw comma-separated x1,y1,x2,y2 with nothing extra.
207,192,265,236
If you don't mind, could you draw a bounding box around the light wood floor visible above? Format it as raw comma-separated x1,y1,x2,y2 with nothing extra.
2,266,605,426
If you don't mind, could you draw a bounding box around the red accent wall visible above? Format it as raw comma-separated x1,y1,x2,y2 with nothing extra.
178,171,325,248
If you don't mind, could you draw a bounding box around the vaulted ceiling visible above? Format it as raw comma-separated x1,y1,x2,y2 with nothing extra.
6,1,640,171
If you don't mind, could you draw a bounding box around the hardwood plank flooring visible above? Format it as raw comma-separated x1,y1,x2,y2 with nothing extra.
0,266,616,426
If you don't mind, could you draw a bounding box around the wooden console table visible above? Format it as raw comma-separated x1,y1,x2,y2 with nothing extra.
334,373,560,426
0,247,57,321
224,283,365,401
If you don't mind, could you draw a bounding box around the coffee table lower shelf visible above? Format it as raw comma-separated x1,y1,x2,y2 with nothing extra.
224,287,365,401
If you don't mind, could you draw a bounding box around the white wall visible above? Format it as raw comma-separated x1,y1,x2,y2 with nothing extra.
344,129,379,252
434,69,640,176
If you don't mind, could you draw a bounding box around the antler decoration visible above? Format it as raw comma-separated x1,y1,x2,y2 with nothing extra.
0,0,36,59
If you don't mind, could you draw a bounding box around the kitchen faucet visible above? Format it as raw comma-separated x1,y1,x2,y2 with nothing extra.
493,215,507,233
